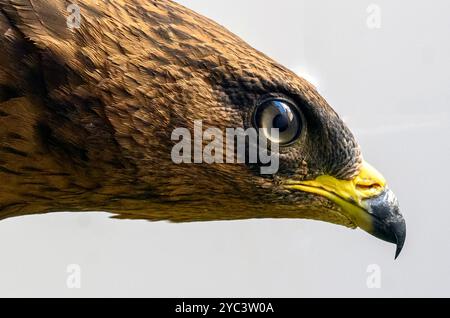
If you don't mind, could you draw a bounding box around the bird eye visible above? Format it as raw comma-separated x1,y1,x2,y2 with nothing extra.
254,99,303,145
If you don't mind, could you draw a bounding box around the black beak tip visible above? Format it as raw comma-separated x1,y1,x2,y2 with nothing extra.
393,219,406,260
363,188,406,260
394,246,402,260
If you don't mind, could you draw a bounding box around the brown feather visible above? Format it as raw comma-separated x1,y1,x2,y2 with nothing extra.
0,0,358,228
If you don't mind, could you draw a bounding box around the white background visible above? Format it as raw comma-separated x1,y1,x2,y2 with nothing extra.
0,0,449,297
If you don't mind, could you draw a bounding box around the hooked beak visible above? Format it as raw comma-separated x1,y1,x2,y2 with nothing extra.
286,161,406,259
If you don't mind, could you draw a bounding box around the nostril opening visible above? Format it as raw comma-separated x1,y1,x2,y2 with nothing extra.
356,182,382,191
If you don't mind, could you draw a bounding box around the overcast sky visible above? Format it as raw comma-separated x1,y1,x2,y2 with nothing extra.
0,0,449,297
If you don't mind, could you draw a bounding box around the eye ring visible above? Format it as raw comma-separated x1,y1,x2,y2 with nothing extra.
252,97,304,146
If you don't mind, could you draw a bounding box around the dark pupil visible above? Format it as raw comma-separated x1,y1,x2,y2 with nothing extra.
272,114,289,132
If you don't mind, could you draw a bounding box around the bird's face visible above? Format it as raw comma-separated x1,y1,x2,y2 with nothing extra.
102,2,405,257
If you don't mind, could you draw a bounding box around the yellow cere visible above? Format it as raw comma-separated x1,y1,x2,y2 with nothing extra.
285,161,387,232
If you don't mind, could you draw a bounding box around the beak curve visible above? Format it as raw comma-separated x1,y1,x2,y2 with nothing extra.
362,188,406,259
286,161,406,259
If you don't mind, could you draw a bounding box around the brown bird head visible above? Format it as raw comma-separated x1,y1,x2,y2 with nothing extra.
0,0,405,257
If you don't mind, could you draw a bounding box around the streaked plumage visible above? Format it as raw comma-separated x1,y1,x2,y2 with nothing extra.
0,0,405,256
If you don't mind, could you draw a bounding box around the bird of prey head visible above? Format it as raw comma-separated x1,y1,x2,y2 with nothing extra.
0,0,405,257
